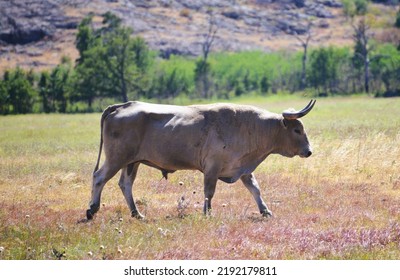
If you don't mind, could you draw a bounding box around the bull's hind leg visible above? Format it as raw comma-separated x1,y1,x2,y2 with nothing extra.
241,173,272,217
87,162,120,220
118,163,145,219
203,170,219,215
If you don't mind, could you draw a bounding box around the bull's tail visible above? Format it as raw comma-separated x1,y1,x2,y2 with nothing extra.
93,102,130,173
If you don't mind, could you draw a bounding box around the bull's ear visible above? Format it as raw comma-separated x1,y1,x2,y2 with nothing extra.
280,118,288,129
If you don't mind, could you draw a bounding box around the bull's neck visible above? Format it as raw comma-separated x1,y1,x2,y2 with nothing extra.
258,114,285,157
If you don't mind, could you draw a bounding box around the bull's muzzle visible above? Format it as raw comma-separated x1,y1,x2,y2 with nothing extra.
300,149,313,158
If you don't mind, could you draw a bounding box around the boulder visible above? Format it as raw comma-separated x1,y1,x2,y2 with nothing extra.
306,3,334,18
276,19,308,35
317,0,343,8
222,10,242,20
294,0,306,8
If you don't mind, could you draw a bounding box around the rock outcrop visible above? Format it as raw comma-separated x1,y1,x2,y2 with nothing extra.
0,0,79,45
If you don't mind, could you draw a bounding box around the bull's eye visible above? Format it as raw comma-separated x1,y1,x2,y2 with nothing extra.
294,129,301,135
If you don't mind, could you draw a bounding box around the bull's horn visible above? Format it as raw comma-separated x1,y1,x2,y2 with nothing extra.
282,99,316,120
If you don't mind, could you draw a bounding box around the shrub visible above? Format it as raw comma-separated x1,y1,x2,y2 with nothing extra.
342,0,356,17
355,0,369,15
342,0,369,17
395,9,400,28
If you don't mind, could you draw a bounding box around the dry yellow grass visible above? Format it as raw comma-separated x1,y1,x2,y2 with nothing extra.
0,96,399,260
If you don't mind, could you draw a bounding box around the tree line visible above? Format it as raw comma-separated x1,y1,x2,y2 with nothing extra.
0,12,399,114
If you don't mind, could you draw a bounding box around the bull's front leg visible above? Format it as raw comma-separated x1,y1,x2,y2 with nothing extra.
240,173,272,217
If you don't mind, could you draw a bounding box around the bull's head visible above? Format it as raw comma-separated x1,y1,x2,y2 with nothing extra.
279,99,316,158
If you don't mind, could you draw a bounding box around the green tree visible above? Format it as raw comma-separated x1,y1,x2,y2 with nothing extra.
370,44,400,95
39,61,71,113
342,0,356,18
150,68,190,99
101,11,122,32
38,71,51,113
131,37,151,73
234,82,245,97
0,79,8,114
26,69,36,86
308,47,339,95
243,70,251,91
99,26,132,102
354,0,368,15
74,13,151,103
352,19,371,93
51,64,70,113
260,75,270,95
342,0,369,18
395,8,400,28
194,59,213,98
149,55,195,99
71,60,101,110
3,68,36,114
351,19,383,94
76,13,95,64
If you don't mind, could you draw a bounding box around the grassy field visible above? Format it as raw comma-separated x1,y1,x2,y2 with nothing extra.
0,96,400,260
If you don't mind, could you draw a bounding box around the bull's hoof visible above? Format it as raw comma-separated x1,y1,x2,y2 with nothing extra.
86,209,94,220
261,210,273,218
77,218,90,224
131,211,145,220
87,203,100,220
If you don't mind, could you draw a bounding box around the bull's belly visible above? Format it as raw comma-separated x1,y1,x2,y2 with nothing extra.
137,152,253,181
137,153,200,173
139,160,247,184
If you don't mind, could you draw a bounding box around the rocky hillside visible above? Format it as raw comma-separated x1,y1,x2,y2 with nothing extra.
0,0,397,71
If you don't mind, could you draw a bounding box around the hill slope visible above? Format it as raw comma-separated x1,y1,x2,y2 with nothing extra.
0,0,398,72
